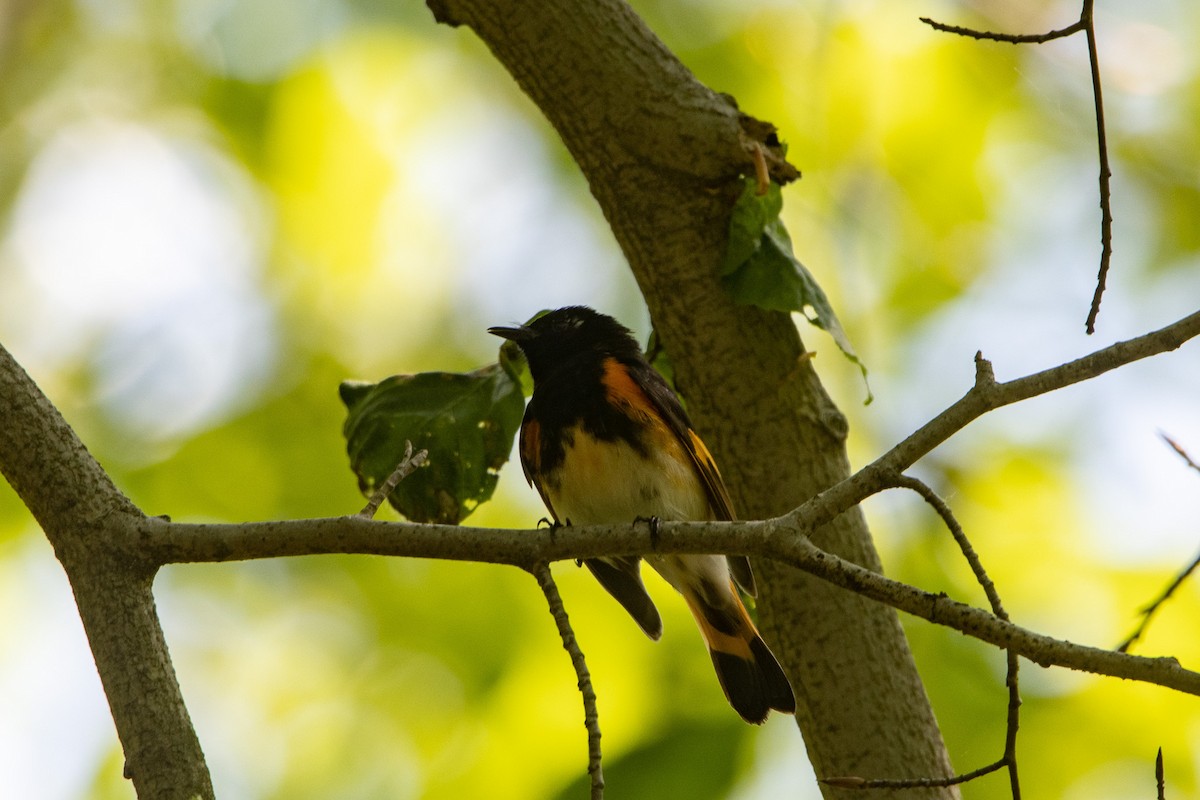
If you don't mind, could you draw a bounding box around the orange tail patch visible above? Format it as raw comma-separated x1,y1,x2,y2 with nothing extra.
683,583,796,725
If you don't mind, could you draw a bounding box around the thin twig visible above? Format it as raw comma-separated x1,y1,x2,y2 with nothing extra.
824,476,1023,796
919,16,1084,44
921,2,1115,333
1082,0,1113,334
823,760,1005,791
1117,551,1200,653
1161,432,1200,474
358,442,428,519
531,562,603,800
896,476,1022,799
1116,435,1200,653
1156,747,1165,800
1002,648,1022,798
893,476,1007,617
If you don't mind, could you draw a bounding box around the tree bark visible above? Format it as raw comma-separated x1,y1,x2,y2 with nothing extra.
0,344,214,800
427,0,958,793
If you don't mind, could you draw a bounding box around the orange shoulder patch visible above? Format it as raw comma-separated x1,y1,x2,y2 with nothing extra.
599,357,653,417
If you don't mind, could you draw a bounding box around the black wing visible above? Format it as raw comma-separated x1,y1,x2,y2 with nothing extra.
626,359,757,597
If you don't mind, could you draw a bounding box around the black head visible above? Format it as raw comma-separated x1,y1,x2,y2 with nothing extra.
489,306,642,383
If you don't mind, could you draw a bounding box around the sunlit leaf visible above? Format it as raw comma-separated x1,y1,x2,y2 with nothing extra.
340,363,525,524
720,177,871,401
718,180,784,278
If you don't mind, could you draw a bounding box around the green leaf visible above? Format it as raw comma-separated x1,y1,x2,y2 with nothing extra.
721,177,872,402
340,363,526,524
718,180,783,277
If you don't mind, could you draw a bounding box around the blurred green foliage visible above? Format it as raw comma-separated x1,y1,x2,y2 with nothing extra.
2,1,1200,799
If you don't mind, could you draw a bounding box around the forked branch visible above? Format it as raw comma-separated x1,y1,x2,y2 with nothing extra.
922,0,1113,333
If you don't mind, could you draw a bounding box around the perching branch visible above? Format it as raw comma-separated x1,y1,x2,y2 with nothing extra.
138,504,1200,695
921,0,1113,333
126,307,1200,702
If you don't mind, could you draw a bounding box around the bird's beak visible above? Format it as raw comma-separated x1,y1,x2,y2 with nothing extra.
488,325,532,343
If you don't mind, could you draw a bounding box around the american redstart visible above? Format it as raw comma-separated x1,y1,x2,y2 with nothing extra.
490,306,795,724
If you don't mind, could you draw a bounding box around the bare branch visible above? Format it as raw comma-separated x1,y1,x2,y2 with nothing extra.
531,563,603,799
1002,648,1022,799
799,309,1200,532
1117,550,1200,654
140,513,1200,696
823,759,1005,792
892,475,1008,619
918,16,1084,44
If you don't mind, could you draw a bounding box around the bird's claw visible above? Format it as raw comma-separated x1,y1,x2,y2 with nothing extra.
635,515,661,549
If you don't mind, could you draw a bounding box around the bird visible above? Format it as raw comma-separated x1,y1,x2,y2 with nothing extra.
489,305,795,724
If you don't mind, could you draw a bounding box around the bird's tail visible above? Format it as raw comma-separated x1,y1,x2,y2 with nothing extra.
682,582,796,725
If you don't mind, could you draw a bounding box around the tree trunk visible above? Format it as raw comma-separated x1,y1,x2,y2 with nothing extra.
426,0,959,794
